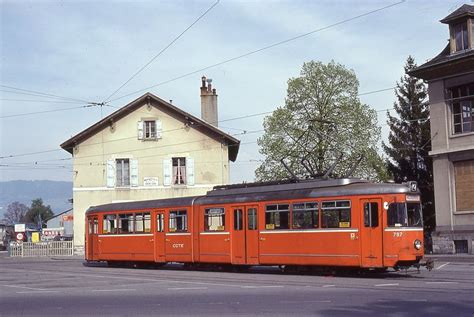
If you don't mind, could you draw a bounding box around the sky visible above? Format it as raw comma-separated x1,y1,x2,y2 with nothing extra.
0,0,470,184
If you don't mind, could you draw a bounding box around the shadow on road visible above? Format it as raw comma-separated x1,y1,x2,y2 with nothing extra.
319,300,473,317
82,260,428,279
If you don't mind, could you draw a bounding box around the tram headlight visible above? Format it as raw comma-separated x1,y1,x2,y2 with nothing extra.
414,239,422,250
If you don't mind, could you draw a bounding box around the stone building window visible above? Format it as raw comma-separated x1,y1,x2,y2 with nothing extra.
454,160,474,212
453,22,469,52
448,83,474,134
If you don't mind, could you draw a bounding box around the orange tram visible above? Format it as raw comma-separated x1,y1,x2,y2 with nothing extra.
85,178,433,272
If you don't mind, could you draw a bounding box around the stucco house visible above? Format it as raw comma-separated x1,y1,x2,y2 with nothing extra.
61,77,240,250
410,4,474,254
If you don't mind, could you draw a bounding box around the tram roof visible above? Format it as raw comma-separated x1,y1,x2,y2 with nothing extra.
86,179,418,214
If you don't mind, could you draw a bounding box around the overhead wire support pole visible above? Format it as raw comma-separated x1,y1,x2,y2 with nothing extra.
102,0,220,103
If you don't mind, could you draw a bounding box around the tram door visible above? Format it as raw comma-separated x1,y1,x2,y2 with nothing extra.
231,206,259,265
154,211,166,263
87,217,99,260
359,199,383,267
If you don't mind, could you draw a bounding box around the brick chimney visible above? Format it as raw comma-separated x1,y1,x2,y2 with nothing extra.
200,76,218,127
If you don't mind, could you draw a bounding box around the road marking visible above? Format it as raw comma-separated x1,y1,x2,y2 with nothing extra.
425,282,458,285
322,285,335,288
168,287,208,290
2,284,48,291
282,300,332,303
2,268,254,289
436,262,450,270
91,289,136,292
378,299,427,302
16,290,60,294
375,283,399,287
241,285,284,289
2,267,294,290
407,299,428,302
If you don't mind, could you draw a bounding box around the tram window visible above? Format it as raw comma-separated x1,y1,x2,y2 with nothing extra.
103,214,117,234
387,203,422,227
265,204,289,230
157,214,164,232
144,213,151,232
88,219,93,234
292,202,319,229
321,200,351,228
93,218,98,234
248,208,257,230
134,212,151,233
364,203,379,228
118,214,134,234
205,207,225,231
407,203,422,227
169,210,188,232
387,203,407,227
234,209,243,230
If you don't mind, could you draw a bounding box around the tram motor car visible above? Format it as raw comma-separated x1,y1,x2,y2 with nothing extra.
85,178,434,272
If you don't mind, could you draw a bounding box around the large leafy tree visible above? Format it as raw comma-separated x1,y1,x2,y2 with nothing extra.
383,56,434,231
4,202,29,224
256,60,387,181
24,198,54,227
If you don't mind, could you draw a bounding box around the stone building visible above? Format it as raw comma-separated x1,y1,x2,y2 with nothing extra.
410,4,474,253
61,77,240,250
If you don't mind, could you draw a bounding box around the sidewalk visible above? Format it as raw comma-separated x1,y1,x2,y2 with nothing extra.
425,253,474,263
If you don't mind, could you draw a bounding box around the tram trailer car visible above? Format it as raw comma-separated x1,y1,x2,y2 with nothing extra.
85,178,433,271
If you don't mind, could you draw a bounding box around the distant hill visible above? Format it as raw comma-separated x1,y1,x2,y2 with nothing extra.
0,180,72,218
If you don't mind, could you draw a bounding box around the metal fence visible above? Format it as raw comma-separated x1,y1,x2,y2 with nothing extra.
8,241,74,257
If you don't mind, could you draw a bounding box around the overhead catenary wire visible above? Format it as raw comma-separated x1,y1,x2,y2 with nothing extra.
0,104,98,119
10,130,263,165
0,85,410,159
109,0,406,103
0,140,260,170
0,84,91,103
0,98,85,104
103,0,220,103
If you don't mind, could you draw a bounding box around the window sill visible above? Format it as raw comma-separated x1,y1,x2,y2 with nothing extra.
450,47,473,56
454,210,474,215
450,131,474,139
115,186,131,190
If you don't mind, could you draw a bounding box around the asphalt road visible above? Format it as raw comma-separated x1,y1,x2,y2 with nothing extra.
1,253,473,316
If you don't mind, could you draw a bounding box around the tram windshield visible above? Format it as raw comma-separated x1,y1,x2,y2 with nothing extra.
387,203,422,227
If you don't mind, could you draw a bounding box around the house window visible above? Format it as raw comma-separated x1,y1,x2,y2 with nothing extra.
453,22,469,52
173,157,186,185
144,120,156,139
116,159,130,186
448,84,474,134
